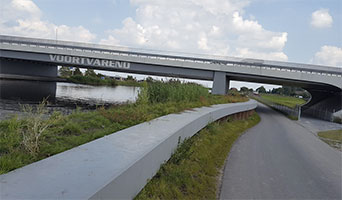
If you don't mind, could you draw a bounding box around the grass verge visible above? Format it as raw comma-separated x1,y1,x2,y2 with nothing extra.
251,95,299,120
318,129,342,150
135,112,260,200
0,81,247,174
260,94,306,108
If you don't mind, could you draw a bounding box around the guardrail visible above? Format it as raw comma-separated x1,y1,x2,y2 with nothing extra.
0,100,257,200
1,35,341,77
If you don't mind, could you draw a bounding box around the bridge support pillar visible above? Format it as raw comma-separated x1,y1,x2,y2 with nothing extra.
212,71,229,95
0,59,57,101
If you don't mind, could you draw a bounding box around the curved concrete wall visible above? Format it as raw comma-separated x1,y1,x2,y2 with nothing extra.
0,100,257,200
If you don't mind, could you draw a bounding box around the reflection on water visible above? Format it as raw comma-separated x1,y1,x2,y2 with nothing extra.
0,79,56,101
0,80,140,119
56,82,140,103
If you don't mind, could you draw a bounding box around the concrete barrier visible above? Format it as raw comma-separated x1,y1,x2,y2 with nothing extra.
0,100,257,200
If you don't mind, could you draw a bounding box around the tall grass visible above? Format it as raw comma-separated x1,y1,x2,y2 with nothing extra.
144,80,209,104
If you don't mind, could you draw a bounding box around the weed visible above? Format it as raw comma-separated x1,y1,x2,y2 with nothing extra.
20,99,62,157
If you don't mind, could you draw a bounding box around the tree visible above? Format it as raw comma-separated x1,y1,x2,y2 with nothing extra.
256,86,266,93
126,75,135,81
271,87,284,95
229,88,239,96
85,69,96,77
283,86,293,96
240,86,249,93
73,67,83,76
146,76,154,83
59,66,72,77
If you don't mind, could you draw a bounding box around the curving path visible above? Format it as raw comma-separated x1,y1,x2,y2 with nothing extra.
220,103,341,199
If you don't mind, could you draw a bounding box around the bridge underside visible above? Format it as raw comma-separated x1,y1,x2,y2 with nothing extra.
226,72,342,119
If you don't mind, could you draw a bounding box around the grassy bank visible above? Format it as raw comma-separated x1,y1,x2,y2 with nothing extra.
251,95,299,120
318,129,342,149
260,94,306,108
0,81,247,174
135,112,260,200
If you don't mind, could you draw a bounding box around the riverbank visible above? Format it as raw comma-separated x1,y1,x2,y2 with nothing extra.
0,82,140,120
66,75,144,87
0,81,247,174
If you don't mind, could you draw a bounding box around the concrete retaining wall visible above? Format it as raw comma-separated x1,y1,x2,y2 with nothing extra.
0,100,257,200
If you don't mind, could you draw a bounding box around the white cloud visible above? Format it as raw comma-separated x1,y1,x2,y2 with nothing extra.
313,45,342,67
235,48,288,61
101,0,288,61
310,9,333,28
0,0,96,42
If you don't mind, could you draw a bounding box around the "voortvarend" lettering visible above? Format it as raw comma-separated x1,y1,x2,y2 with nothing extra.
49,55,130,69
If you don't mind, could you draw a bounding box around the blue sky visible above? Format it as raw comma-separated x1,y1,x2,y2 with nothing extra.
1,0,341,89
245,0,341,63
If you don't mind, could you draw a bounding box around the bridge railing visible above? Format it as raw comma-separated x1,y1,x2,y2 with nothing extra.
1,35,341,77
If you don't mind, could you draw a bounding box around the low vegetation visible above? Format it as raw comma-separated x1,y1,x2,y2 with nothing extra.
135,112,260,199
318,129,342,149
260,94,306,108
0,81,247,174
67,75,118,86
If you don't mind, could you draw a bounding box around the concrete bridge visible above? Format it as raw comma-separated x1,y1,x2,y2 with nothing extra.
0,35,341,116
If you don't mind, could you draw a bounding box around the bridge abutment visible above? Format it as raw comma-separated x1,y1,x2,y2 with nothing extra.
0,58,57,77
212,71,229,95
0,59,57,101
302,89,342,121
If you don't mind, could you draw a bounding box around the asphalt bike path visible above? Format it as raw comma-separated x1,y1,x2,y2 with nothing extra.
220,103,341,199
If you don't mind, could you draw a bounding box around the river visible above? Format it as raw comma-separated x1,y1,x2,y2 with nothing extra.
56,82,140,104
0,81,140,120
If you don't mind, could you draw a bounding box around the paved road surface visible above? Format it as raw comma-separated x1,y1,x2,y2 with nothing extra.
220,103,341,199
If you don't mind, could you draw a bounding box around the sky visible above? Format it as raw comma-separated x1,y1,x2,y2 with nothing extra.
0,0,341,90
